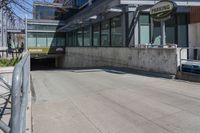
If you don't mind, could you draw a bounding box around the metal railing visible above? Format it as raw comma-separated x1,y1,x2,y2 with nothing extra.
179,47,200,74
134,44,177,48
0,47,22,58
0,52,30,133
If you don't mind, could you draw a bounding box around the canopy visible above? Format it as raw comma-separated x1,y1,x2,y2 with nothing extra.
120,0,200,6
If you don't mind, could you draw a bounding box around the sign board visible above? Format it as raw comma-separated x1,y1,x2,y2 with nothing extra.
28,47,65,54
150,0,177,21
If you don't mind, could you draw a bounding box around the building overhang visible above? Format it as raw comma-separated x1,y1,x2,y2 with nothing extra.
58,0,198,32
58,0,121,31
120,0,200,6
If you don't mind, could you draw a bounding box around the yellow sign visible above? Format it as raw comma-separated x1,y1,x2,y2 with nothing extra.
28,48,65,54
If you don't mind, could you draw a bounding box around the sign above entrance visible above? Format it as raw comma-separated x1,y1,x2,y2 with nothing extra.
150,0,177,21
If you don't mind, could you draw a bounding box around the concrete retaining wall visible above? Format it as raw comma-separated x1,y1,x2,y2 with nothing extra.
59,47,179,75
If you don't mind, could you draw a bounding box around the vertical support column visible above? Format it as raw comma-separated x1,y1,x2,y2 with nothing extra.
161,21,166,47
0,9,2,47
25,17,28,52
5,13,7,48
1,8,3,47
150,17,154,44
134,17,139,46
122,8,128,47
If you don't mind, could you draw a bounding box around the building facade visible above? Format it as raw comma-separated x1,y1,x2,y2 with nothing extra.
60,0,196,48
27,0,200,58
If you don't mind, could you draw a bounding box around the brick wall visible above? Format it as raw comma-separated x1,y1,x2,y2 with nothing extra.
190,7,200,24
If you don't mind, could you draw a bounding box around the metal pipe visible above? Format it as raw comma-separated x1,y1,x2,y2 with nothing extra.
0,120,10,133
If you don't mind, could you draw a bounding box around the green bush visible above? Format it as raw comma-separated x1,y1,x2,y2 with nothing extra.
0,57,22,67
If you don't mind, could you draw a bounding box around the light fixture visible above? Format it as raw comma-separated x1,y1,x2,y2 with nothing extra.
107,8,122,13
89,15,98,20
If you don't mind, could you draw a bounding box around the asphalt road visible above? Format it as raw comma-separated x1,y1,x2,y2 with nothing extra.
31,69,200,133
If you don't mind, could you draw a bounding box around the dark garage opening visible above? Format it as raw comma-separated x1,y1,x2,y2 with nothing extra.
31,57,56,70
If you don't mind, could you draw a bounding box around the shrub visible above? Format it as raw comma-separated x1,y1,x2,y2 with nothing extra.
0,57,22,67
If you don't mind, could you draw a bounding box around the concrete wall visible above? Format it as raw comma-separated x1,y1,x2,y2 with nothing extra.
59,47,179,75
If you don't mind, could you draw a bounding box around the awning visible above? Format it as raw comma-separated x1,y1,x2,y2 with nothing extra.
120,0,200,6
58,0,195,31
58,0,121,31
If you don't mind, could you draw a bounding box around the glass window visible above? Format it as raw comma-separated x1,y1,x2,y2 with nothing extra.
34,6,65,20
77,28,83,46
139,15,150,45
37,33,47,48
73,31,77,46
83,26,92,46
111,16,123,46
93,23,100,46
56,33,66,47
152,21,161,45
27,24,36,30
27,33,37,48
57,37,65,47
177,14,187,47
166,17,176,44
47,33,57,47
101,20,110,46
68,32,74,46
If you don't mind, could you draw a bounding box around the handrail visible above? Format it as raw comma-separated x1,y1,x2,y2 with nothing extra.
0,52,30,133
11,52,30,133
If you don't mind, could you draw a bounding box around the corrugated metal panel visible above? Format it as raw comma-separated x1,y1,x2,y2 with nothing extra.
190,7,200,24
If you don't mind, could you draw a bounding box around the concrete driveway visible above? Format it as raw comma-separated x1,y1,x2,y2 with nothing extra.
31,69,200,133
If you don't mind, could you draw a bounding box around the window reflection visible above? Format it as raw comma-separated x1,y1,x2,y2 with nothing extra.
84,26,92,46
139,15,150,45
101,20,110,46
111,16,123,46
27,33,37,48
93,23,100,46
77,28,83,46
37,33,47,48
47,33,57,47
166,17,176,44
68,32,74,46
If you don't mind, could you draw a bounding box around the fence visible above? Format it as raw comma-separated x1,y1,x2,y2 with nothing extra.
180,47,200,74
0,52,30,133
0,47,22,58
